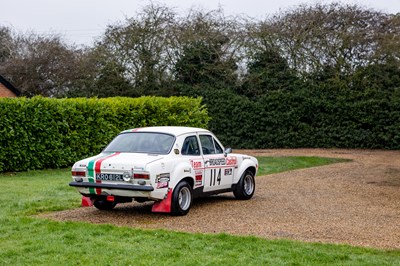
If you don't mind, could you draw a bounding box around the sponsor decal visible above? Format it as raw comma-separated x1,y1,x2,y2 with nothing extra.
190,160,202,169
224,168,233,176
203,157,237,168
195,170,203,186
226,156,237,166
156,173,170,189
205,158,226,167
157,181,169,189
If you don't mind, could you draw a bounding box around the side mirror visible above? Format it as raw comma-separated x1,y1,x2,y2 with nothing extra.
224,147,232,157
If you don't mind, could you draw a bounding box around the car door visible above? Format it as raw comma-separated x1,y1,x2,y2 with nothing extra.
181,134,204,189
199,134,233,192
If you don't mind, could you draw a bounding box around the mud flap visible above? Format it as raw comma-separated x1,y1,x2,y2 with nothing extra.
151,189,172,213
81,196,94,207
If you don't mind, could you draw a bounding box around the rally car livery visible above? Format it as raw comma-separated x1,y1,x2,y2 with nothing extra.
69,126,258,215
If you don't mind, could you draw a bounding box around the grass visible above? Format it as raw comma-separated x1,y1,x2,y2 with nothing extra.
256,156,351,176
0,158,399,265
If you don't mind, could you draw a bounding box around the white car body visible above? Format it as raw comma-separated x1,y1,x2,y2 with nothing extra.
70,126,258,215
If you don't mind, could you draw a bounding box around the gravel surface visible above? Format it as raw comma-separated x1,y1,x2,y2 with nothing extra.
43,149,400,249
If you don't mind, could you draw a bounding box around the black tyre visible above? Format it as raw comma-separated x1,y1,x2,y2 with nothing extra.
93,198,117,210
171,181,193,216
233,170,255,200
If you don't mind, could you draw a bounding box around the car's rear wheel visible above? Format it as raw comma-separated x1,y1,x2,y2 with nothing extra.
233,170,255,200
171,181,192,216
93,198,117,210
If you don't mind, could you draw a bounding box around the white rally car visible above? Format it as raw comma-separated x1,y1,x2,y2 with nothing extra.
69,126,258,215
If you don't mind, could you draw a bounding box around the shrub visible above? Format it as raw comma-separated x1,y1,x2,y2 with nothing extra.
183,86,400,150
0,96,209,172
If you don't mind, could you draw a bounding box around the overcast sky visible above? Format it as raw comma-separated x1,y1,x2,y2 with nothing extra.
2,0,399,46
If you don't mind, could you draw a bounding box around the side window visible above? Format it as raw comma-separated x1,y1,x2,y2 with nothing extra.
181,136,200,156
213,138,224,154
199,135,216,155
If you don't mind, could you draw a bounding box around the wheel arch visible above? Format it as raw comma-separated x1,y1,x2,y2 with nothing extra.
170,161,195,188
179,176,194,189
246,166,256,177
235,160,257,184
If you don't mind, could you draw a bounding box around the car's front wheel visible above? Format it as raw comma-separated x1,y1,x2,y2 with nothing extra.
93,198,117,210
233,170,255,200
171,181,193,216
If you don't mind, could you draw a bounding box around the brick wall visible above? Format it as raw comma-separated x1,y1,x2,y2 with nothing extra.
0,82,17,97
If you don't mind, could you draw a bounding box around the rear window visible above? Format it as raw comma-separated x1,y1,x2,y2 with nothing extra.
104,132,175,154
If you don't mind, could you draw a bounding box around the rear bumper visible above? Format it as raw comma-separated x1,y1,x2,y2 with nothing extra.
69,182,154,191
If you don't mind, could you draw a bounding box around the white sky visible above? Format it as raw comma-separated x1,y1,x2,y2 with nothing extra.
1,0,399,46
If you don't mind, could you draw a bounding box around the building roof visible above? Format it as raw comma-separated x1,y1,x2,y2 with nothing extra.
0,75,21,96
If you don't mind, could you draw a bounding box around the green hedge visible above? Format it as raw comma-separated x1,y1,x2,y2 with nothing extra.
182,86,400,149
0,96,209,172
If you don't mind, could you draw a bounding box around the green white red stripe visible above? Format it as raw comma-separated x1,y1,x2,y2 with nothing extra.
87,152,121,195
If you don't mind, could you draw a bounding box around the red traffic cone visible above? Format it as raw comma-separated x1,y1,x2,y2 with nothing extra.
152,189,172,213
81,196,93,207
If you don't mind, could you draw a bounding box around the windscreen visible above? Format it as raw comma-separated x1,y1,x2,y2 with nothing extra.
104,132,175,154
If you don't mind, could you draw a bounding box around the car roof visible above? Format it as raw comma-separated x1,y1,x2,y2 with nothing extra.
121,126,211,136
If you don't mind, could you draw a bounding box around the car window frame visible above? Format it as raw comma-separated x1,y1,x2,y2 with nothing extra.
181,135,201,156
199,134,224,155
213,137,224,154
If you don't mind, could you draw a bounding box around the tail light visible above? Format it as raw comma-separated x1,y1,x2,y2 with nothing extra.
133,173,150,179
72,171,86,177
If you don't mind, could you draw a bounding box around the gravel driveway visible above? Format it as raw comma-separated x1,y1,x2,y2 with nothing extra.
45,149,400,249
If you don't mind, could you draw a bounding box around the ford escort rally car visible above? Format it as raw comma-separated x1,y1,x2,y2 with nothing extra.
69,126,258,215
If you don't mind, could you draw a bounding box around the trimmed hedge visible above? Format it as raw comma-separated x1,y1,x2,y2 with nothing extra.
183,86,400,150
0,96,209,172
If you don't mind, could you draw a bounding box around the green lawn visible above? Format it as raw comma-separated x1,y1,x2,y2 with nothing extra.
0,158,398,265
256,156,350,176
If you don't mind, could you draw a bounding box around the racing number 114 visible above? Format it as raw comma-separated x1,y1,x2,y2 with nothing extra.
210,168,221,186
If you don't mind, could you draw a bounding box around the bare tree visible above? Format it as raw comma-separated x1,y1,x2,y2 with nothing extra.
2,2,398,97
0,32,87,97
0,26,15,63
252,3,400,77
95,3,178,95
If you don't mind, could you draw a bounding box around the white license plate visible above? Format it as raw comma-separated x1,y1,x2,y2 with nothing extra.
95,173,124,181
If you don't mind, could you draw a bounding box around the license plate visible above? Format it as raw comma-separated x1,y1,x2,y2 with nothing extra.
95,173,124,181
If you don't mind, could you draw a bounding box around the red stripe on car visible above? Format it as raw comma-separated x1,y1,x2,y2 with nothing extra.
94,152,121,194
